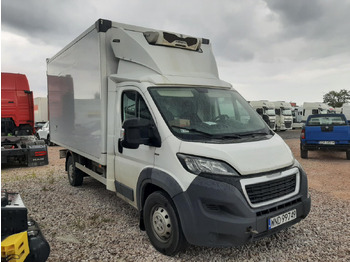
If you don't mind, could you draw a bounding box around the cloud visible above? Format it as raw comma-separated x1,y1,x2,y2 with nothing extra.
1,0,96,45
1,0,349,105
264,0,350,58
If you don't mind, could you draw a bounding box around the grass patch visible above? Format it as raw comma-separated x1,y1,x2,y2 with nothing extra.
72,217,86,231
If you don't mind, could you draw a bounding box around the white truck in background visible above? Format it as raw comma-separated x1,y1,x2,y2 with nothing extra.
34,97,48,123
292,106,303,129
271,101,293,131
47,19,311,256
341,103,350,122
249,101,276,130
301,102,331,122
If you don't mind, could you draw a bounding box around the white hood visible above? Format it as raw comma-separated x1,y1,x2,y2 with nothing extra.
179,134,294,175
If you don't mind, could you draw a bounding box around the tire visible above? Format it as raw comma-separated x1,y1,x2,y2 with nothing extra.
346,150,350,160
143,191,187,256
67,155,83,186
46,135,53,146
300,148,308,159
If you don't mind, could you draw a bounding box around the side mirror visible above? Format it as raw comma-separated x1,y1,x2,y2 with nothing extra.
256,108,263,115
121,118,161,149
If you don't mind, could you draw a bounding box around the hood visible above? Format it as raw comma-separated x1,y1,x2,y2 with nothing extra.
179,134,294,175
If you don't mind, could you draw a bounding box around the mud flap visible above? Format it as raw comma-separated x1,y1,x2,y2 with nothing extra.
27,144,48,167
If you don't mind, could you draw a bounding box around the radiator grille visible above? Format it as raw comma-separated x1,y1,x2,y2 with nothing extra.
245,174,296,205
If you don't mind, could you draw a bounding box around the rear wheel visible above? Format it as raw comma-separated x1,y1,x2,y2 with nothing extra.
143,191,187,256
300,146,308,159
46,135,51,146
346,150,350,160
67,155,83,186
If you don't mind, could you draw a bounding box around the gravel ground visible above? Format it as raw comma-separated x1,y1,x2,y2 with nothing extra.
1,133,350,261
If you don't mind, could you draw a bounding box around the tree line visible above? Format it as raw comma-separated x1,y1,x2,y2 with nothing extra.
323,89,350,108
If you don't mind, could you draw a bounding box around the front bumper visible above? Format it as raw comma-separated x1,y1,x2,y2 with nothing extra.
173,167,311,247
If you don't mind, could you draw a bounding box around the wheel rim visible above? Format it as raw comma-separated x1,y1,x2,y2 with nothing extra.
151,206,172,242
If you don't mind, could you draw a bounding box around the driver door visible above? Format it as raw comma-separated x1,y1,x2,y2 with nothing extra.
114,87,156,206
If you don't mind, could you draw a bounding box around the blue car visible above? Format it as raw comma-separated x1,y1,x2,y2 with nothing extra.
300,114,350,160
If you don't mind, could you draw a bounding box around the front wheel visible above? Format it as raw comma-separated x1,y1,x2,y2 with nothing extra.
67,155,83,186
143,191,187,256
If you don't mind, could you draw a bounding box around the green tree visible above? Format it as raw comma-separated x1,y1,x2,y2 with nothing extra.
323,89,350,108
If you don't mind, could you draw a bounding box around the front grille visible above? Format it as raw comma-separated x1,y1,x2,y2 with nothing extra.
285,122,292,128
240,167,300,208
246,174,296,204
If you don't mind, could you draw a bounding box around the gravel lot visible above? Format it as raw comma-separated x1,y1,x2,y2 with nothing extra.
1,131,350,261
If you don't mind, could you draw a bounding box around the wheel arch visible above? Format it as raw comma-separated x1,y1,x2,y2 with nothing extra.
137,168,184,230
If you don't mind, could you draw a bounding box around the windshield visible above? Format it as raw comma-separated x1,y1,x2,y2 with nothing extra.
149,87,271,142
282,109,292,116
266,109,276,116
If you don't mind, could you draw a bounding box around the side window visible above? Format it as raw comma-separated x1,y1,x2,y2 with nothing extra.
122,91,152,122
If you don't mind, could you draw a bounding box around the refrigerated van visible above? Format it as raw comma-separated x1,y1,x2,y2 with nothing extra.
47,19,311,256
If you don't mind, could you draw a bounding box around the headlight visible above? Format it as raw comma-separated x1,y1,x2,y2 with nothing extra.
177,153,239,176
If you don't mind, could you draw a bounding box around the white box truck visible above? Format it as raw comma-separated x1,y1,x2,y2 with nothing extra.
272,101,293,131
47,19,311,256
249,101,276,130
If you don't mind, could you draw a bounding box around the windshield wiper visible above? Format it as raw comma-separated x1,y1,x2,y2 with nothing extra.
213,134,242,139
238,131,270,137
171,125,214,137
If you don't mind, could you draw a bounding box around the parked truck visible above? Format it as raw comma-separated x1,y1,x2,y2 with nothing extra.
272,101,293,131
1,73,48,167
300,114,350,160
249,101,276,130
47,19,311,256
342,103,350,122
292,106,303,129
34,97,48,123
301,102,331,122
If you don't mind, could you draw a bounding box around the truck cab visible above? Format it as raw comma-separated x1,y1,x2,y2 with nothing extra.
272,101,293,131
249,101,276,130
1,73,48,167
302,102,332,122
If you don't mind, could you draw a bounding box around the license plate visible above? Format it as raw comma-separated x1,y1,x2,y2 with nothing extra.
268,209,297,230
319,141,335,145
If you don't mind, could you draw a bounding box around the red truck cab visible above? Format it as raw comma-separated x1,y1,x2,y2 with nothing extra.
1,73,34,136
1,73,48,167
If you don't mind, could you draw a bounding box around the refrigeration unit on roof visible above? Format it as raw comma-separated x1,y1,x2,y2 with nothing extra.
143,31,207,51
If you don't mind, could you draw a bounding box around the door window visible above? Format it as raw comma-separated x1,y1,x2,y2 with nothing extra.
122,91,152,122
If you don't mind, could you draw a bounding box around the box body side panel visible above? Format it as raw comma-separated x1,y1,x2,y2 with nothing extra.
47,29,105,162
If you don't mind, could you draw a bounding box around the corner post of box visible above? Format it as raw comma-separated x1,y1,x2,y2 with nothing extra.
95,19,112,33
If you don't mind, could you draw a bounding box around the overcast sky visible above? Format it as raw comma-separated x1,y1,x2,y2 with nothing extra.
2,0,350,105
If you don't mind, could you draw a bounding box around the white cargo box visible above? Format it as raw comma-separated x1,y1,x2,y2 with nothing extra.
47,19,225,164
